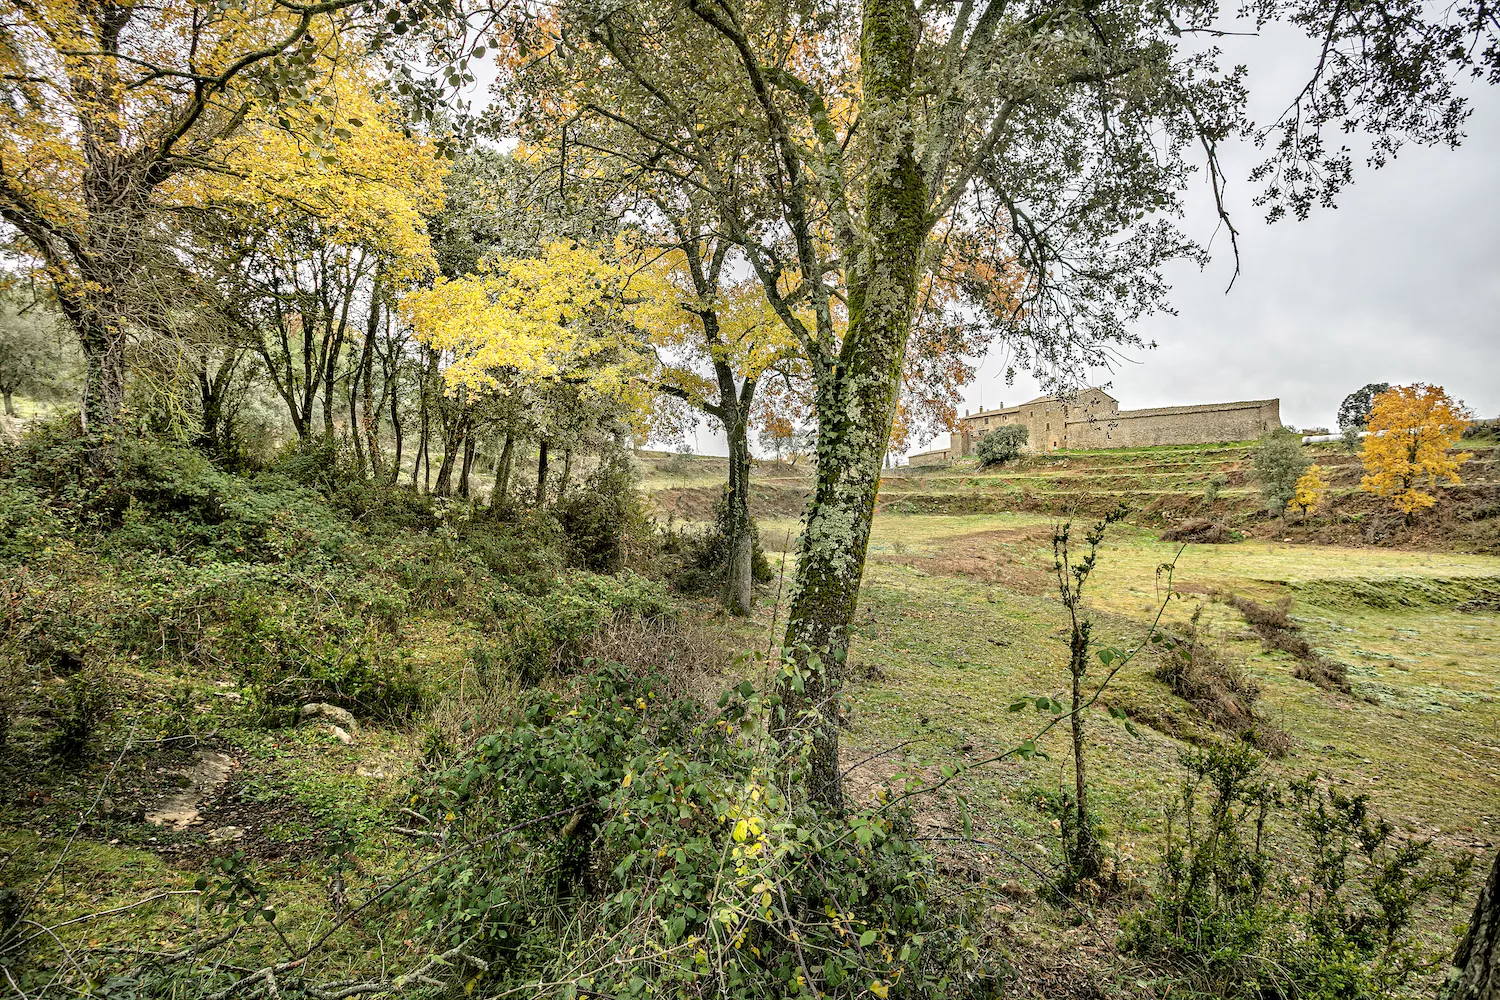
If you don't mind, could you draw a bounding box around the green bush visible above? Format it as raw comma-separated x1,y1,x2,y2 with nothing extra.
219,592,428,724
399,661,987,997
661,491,775,597
1250,428,1310,517
44,660,117,762
488,571,675,685
974,425,1028,467
1123,742,1473,999
552,454,654,573
462,509,565,595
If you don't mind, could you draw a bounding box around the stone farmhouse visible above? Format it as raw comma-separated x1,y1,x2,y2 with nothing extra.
909,388,1281,465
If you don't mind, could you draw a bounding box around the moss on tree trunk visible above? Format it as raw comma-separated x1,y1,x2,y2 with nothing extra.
778,0,927,810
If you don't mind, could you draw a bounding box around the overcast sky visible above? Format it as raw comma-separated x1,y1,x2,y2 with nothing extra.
929,29,1500,455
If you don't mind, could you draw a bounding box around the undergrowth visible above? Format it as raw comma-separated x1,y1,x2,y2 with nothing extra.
1123,741,1474,999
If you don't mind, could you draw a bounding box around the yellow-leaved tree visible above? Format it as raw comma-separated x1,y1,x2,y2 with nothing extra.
182,63,448,447
0,0,377,429
1292,464,1327,521
401,239,674,403
1360,384,1473,521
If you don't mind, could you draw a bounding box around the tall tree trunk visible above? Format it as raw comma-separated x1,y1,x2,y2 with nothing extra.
322,324,344,441
388,383,403,486
536,439,549,504
1,389,14,417
434,421,463,497
722,411,756,617
412,412,427,489
360,282,384,482
558,448,573,495
776,0,927,810
70,306,127,433
1444,849,1500,1000
196,370,222,456
347,358,366,477
491,433,514,508
458,434,477,498
411,358,430,489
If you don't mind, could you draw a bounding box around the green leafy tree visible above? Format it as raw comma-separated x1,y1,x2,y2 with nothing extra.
1252,429,1312,518
975,425,1028,468
1338,383,1391,433
496,0,1500,805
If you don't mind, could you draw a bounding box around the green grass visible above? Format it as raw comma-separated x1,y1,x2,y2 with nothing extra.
751,508,1499,853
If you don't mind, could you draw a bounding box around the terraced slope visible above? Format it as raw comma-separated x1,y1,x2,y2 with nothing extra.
641,437,1500,552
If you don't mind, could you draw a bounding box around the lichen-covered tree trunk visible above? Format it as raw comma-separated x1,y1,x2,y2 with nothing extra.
1443,849,1500,1000
778,0,926,809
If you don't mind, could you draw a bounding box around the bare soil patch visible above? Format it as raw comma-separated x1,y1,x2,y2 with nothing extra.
874,526,1055,594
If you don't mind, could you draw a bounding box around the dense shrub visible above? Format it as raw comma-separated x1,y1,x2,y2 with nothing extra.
461,510,566,595
1124,742,1473,999
218,592,428,723
401,661,988,997
487,571,676,685
42,661,117,762
661,491,775,597
975,424,1028,467
553,454,655,573
1460,417,1499,440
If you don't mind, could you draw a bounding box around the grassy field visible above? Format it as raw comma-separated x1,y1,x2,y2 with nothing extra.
737,512,1500,847
693,439,1500,950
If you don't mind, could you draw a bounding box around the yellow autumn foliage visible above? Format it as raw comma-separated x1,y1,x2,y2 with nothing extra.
400,239,679,401
1292,464,1327,518
0,0,354,237
182,63,448,281
1359,384,1472,516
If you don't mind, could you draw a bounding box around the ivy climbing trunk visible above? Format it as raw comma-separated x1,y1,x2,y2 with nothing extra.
1443,848,1500,1000
777,0,927,810
58,293,128,434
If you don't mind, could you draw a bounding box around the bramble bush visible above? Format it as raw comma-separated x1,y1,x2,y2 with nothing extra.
398,658,992,998
661,491,776,598
0,427,679,757
483,571,676,685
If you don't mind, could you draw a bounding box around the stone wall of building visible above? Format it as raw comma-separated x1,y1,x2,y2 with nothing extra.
1063,399,1281,450
939,390,1282,457
908,447,954,466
